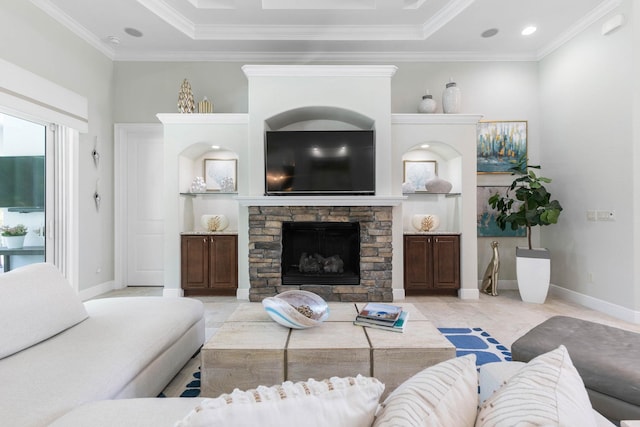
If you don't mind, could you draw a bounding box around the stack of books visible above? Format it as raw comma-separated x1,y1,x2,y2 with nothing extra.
353,302,409,333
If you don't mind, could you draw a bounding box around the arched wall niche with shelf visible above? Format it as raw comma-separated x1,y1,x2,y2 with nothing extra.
401,141,463,234
178,141,239,233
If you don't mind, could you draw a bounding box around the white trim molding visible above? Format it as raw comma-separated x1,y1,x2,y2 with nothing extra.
550,285,640,324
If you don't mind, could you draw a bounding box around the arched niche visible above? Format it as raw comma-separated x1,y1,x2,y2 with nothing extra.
265,106,375,131
178,141,239,233
401,140,463,233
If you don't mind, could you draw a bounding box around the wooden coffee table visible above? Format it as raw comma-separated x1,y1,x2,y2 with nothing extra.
201,302,455,397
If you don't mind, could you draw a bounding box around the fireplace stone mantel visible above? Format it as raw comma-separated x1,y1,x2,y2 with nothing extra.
237,196,406,207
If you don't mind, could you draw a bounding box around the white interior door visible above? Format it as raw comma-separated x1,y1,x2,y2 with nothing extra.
118,125,164,286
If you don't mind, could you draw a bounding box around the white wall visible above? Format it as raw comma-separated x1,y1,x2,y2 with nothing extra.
0,1,115,293
539,0,638,313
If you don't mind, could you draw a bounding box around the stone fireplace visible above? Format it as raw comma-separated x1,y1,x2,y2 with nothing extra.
248,205,393,302
281,221,360,286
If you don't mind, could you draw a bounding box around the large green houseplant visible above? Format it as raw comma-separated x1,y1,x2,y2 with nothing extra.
488,156,563,248
487,156,563,303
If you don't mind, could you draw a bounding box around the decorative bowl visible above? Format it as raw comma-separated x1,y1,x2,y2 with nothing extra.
262,290,329,329
200,214,229,232
412,214,440,232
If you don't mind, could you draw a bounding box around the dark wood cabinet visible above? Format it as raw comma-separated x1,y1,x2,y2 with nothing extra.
404,234,460,295
181,234,238,296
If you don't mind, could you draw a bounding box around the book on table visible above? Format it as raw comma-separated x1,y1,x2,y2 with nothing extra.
356,302,402,325
354,311,409,333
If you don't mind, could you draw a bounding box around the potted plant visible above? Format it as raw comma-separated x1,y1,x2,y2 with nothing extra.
1,224,28,249
488,156,563,303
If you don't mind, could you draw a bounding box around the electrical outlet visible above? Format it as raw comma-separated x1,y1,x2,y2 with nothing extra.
586,210,597,221
596,210,616,221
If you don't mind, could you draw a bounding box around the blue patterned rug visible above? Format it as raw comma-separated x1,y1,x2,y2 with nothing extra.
160,327,511,398
438,327,512,366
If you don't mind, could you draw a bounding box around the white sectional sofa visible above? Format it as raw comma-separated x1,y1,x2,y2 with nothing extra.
0,263,205,427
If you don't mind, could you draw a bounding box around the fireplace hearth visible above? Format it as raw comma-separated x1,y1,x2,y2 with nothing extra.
248,205,393,302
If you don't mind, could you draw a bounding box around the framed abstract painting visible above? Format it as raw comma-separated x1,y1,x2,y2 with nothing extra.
477,120,527,174
477,186,526,237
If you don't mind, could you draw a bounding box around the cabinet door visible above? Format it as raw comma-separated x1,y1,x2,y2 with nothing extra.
181,235,209,289
404,235,434,290
433,235,460,289
209,235,238,292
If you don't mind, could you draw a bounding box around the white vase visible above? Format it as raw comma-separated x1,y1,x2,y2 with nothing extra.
516,247,551,303
417,94,437,113
4,235,25,249
411,214,440,232
442,79,461,114
201,214,229,232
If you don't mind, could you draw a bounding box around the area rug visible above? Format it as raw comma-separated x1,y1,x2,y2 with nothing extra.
159,327,511,398
438,327,512,366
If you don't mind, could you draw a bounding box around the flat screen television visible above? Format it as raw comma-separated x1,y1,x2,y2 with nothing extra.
0,156,45,211
265,130,375,195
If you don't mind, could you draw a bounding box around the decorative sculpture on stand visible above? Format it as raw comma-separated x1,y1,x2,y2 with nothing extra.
177,79,196,113
481,241,500,296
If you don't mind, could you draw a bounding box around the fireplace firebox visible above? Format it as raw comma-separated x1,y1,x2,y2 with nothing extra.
281,221,360,285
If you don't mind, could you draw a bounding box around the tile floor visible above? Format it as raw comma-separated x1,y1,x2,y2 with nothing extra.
96,288,640,348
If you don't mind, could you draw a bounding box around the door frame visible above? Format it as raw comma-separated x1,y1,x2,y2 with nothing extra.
114,123,164,289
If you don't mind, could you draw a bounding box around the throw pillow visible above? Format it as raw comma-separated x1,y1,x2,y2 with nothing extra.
475,345,597,427
175,375,384,427
0,263,88,359
373,354,478,427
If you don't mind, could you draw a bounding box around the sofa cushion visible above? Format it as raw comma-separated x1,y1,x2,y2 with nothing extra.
0,262,88,359
176,375,384,427
48,398,208,427
373,354,478,427
476,345,597,427
0,296,204,427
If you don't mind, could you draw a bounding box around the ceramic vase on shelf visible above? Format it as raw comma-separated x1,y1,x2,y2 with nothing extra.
190,177,207,193
442,78,461,114
425,176,453,193
417,92,437,113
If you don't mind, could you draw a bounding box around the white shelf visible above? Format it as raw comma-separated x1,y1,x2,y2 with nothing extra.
180,192,238,197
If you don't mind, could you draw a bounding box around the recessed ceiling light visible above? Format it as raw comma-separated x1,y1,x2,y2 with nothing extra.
521,26,537,36
124,27,143,37
421,144,430,149
211,145,220,149
481,28,499,38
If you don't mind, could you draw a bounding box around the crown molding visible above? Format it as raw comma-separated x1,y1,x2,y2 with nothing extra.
536,0,622,60
30,0,116,60
113,49,538,62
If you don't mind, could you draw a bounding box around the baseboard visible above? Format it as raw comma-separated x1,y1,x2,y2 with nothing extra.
236,288,250,300
79,280,115,301
392,288,405,300
459,288,479,300
550,285,640,324
163,288,184,298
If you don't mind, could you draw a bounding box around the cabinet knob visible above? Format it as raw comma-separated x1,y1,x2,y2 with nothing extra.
203,238,207,244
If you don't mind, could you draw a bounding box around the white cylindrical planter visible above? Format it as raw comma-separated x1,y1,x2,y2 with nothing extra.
4,235,26,249
516,247,551,303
